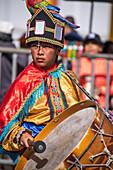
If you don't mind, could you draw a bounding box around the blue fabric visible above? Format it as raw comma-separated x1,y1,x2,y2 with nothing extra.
52,13,79,29
22,122,46,138
65,30,84,42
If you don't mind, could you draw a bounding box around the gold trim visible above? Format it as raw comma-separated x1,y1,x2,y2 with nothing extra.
30,7,56,25
45,27,55,33
48,63,62,73
29,26,55,33
29,27,34,31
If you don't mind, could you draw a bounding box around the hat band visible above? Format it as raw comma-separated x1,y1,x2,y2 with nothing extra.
26,37,64,48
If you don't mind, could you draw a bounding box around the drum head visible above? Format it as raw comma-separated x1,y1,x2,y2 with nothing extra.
23,107,95,170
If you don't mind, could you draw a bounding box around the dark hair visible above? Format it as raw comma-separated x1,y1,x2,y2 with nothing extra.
103,41,113,53
65,16,75,24
0,32,12,42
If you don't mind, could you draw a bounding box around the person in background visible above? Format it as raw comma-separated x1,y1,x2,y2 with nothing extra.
103,41,113,54
0,21,15,104
62,16,84,71
0,21,15,170
0,1,82,163
17,33,29,75
78,33,107,108
64,16,84,42
102,40,113,111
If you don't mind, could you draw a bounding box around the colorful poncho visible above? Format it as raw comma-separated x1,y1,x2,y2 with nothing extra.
0,61,82,163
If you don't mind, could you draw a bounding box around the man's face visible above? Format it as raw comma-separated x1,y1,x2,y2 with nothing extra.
31,42,60,71
84,42,102,54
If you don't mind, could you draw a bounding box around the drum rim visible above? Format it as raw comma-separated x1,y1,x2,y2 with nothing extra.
15,100,98,170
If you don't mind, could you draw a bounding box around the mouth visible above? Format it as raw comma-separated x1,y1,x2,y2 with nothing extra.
36,58,45,62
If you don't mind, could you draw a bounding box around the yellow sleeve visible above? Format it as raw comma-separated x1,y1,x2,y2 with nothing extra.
67,70,82,101
2,123,32,152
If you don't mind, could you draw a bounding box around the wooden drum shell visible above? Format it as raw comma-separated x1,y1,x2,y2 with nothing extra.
15,100,113,170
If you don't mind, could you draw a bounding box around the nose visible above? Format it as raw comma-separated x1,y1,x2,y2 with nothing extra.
37,45,43,55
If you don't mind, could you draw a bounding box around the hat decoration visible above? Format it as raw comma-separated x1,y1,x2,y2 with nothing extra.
26,0,79,29
26,0,60,15
25,0,80,48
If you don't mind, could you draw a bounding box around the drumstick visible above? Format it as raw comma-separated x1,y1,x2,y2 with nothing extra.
27,139,46,153
64,70,110,118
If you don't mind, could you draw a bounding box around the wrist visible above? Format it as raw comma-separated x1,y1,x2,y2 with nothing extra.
17,128,32,147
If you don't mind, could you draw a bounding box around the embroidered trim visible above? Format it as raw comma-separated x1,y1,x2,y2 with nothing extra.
29,7,42,23
29,27,35,31
29,26,55,33
45,27,55,33
17,128,26,147
26,37,64,48
51,78,63,115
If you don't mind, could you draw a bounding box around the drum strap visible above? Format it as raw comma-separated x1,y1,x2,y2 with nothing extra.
64,70,113,123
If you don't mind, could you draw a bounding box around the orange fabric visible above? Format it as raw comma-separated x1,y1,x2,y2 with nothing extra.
79,57,92,77
72,57,113,108
49,0,58,5
110,60,113,75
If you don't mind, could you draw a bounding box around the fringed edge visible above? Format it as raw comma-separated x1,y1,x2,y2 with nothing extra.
0,79,45,152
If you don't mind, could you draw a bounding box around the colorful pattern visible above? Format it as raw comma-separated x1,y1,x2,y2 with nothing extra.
51,78,62,117
51,78,62,114
46,72,68,120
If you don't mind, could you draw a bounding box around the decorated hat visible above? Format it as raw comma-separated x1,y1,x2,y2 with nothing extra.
25,0,80,48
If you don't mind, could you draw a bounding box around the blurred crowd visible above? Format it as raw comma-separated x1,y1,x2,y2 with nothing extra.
0,21,29,104
0,17,113,111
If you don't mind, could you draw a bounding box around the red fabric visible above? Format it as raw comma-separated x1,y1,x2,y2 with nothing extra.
0,61,57,134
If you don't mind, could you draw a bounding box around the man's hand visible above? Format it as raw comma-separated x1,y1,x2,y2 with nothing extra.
20,132,34,148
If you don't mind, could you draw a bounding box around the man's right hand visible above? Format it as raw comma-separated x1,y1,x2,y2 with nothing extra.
20,132,34,148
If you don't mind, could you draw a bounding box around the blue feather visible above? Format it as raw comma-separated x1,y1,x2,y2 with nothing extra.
46,4,60,13
52,13,79,29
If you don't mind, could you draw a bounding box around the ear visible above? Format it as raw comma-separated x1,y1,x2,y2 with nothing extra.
99,46,103,53
56,47,61,55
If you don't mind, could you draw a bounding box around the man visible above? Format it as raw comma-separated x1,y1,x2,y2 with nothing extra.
0,21,15,104
0,0,82,163
64,16,84,42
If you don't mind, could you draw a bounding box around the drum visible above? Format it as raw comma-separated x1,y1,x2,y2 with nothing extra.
15,100,113,170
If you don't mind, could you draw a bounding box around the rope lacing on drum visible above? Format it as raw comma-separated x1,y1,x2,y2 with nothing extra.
67,123,113,170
